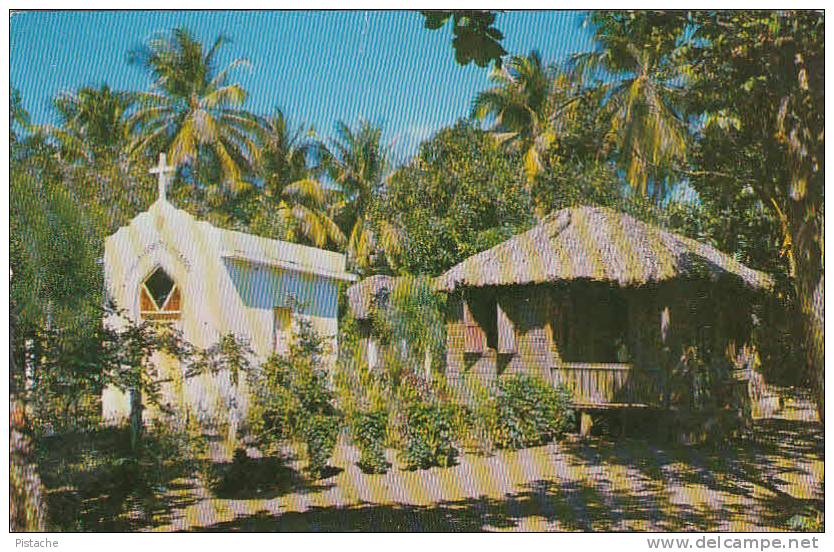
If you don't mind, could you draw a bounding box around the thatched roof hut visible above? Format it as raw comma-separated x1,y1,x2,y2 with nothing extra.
435,206,773,292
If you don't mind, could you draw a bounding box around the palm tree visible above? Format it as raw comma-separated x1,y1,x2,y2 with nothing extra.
472,50,558,181
10,87,31,145
45,85,135,163
33,85,154,230
569,12,689,201
321,120,400,272
128,28,264,191
250,109,344,248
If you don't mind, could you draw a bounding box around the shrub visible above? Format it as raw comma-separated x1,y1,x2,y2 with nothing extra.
490,375,574,450
303,414,341,478
247,319,342,477
400,401,458,470
350,409,389,473
246,382,301,453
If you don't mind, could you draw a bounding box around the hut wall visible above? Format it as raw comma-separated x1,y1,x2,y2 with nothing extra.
445,287,554,393
445,294,488,390
499,287,553,380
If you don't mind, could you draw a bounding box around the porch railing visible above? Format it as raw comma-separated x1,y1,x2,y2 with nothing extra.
552,362,664,408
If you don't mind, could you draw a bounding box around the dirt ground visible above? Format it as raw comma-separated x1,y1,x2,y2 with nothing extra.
150,389,823,532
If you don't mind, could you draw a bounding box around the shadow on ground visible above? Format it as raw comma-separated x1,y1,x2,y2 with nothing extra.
194,412,824,532
208,450,336,500
36,427,202,531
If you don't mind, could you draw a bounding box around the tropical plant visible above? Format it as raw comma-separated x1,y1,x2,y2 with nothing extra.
399,400,458,470
249,108,344,247
246,318,342,476
488,375,574,450
349,409,389,473
472,50,559,181
188,333,254,445
303,414,341,478
371,276,446,382
321,120,400,272
10,87,31,147
10,169,104,342
47,85,136,163
421,10,506,68
128,27,264,191
570,12,690,200
102,311,193,451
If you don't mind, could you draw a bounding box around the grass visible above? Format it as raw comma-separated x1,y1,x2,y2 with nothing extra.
34,389,823,532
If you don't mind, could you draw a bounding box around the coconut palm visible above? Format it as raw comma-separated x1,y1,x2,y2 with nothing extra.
321,120,401,272
472,50,559,180
10,88,31,145
45,85,135,163
569,12,689,200
127,28,264,191
250,109,344,248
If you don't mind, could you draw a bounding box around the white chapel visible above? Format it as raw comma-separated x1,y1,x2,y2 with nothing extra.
101,155,356,423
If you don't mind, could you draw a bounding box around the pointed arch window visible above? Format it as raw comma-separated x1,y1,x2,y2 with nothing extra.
140,267,181,321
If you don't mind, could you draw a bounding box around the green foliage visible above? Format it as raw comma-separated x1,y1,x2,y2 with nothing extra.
421,11,506,68
399,400,458,470
372,276,447,379
189,333,254,388
787,511,824,532
26,325,107,433
381,120,534,275
128,27,264,190
333,333,393,414
349,409,389,473
49,85,136,164
472,50,559,181
681,10,824,415
323,120,395,273
570,12,690,198
246,319,342,477
246,108,345,248
487,375,574,450
10,168,104,337
303,414,342,478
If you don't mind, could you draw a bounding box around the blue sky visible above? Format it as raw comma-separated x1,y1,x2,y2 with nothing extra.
11,10,596,161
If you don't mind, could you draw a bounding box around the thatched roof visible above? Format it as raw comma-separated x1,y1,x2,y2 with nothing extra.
435,206,773,292
347,275,396,320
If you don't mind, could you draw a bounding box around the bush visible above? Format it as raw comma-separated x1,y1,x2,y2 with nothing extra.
350,409,389,473
246,382,301,453
490,375,574,450
303,414,341,478
400,401,458,470
247,319,342,476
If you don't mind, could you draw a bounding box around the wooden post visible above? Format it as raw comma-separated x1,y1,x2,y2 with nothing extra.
580,410,594,437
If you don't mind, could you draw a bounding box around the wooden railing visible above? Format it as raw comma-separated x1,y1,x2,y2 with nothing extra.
552,362,664,408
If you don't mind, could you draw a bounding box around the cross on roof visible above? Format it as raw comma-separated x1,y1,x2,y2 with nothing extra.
149,153,175,201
